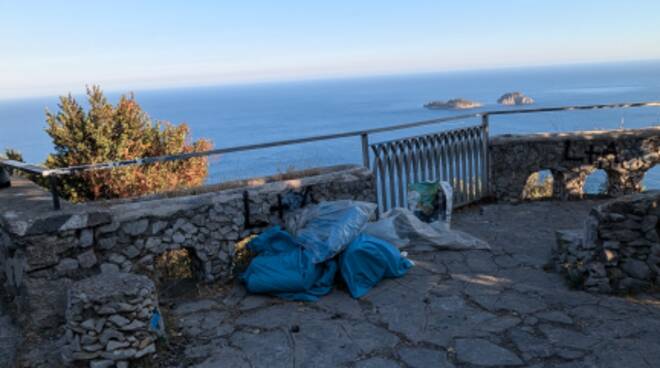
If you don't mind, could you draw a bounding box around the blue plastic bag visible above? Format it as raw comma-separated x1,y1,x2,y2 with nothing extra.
293,201,376,264
339,234,414,298
241,226,337,301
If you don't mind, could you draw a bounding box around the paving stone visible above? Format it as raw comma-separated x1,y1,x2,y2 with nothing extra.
536,310,573,324
235,304,329,329
354,357,401,368
397,347,454,368
230,330,293,368
0,313,19,368
191,346,250,368
315,290,363,319
454,338,523,366
292,319,362,367
465,251,499,273
510,329,554,359
539,325,599,350
471,291,548,314
238,294,274,311
341,320,399,353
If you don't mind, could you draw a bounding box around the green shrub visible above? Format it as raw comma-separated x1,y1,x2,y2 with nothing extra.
45,86,212,202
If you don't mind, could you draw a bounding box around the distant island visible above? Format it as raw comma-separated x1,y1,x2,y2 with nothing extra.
498,92,534,105
424,98,483,110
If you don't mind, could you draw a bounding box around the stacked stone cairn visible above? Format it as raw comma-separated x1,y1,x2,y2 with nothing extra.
62,272,160,367
554,191,660,294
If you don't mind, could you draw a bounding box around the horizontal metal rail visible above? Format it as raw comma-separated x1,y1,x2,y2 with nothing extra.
0,159,48,175
485,101,660,116
36,113,481,177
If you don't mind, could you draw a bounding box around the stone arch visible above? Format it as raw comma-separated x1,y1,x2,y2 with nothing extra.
584,168,609,195
521,169,554,200
642,164,660,191
154,246,205,294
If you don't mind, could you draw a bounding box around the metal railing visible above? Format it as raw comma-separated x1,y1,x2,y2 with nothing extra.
1,101,659,211
371,120,488,211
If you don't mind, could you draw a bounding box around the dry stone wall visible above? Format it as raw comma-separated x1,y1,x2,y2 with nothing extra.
490,127,660,201
0,165,375,338
553,191,660,293
62,272,159,366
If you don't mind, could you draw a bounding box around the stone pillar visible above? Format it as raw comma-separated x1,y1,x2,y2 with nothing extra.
62,272,160,366
552,168,589,200
606,168,645,196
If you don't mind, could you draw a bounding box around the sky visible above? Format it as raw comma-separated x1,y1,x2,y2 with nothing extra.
1,0,660,99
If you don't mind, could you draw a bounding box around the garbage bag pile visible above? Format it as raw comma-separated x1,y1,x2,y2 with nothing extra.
241,196,489,301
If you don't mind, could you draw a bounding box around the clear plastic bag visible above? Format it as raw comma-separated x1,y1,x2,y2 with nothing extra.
286,200,377,264
363,208,489,251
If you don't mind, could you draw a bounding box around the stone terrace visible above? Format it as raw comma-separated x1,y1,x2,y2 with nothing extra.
107,199,660,368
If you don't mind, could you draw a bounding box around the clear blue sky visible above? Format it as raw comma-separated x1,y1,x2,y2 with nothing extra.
1,0,659,99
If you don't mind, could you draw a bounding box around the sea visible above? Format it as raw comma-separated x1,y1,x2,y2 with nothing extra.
2,60,660,192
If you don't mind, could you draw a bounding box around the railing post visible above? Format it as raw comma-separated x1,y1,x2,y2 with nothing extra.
0,166,10,189
481,113,490,197
361,132,370,169
49,175,61,210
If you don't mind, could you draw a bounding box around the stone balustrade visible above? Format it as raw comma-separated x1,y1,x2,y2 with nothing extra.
490,127,660,201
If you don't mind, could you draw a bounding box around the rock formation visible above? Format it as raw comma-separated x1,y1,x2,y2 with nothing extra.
498,92,534,105
424,98,482,110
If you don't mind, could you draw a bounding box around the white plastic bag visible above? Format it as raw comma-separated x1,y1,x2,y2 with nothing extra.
363,208,489,251
362,216,410,248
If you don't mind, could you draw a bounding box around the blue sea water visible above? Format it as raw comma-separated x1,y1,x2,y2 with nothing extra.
1,60,660,191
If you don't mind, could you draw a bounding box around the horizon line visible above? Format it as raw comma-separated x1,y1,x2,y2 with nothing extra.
1,58,659,103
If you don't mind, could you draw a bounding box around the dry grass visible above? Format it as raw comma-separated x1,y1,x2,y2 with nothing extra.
522,171,554,199
230,234,258,275
155,249,193,280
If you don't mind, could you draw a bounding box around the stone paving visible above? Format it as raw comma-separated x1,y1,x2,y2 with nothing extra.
165,199,660,368
0,297,19,367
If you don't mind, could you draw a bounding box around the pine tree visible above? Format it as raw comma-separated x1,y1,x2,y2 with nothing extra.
45,86,212,201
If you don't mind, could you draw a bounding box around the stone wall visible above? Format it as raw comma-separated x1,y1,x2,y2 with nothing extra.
553,191,660,293
62,272,160,365
490,127,660,201
0,164,375,337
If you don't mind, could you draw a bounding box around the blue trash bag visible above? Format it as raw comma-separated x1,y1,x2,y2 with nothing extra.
339,234,414,298
293,200,377,264
241,226,337,301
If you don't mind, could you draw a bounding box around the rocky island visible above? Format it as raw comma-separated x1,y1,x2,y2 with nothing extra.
424,98,483,110
498,92,534,105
